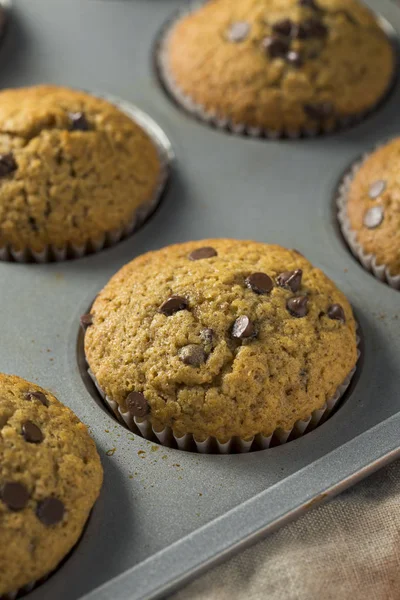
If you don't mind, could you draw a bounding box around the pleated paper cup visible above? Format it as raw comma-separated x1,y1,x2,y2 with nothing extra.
337,148,400,290
155,5,396,140
86,331,360,454
0,92,173,263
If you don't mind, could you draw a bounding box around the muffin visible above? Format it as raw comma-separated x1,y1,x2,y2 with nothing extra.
159,0,394,136
83,240,358,452
337,139,400,289
0,85,165,261
0,374,103,597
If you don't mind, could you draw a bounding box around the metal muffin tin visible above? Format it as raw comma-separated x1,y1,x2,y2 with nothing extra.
1,1,399,599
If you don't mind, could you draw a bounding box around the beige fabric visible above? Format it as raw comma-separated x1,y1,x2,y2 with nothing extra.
172,460,400,600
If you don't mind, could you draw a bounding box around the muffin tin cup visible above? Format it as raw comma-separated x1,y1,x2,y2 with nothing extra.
337,148,400,291
86,331,360,454
0,92,173,263
156,6,397,140
0,0,11,45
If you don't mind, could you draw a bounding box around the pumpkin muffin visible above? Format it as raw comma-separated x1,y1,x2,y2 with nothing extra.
84,240,358,446
159,0,394,136
0,374,103,597
338,138,400,289
0,85,163,260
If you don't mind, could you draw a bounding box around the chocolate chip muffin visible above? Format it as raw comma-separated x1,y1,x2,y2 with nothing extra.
0,374,103,596
84,240,357,445
0,85,163,260
338,139,400,288
160,0,394,135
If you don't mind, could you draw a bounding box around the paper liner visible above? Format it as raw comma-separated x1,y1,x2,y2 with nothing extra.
0,92,173,263
155,5,396,139
86,331,360,454
336,147,400,291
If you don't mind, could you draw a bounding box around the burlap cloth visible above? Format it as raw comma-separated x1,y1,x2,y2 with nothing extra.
172,460,400,600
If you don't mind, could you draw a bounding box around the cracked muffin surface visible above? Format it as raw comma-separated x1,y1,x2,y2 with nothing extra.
345,138,400,278
0,85,161,252
84,239,357,441
164,0,394,133
0,374,103,596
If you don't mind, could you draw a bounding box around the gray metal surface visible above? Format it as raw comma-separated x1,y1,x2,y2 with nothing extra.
0,0,399,599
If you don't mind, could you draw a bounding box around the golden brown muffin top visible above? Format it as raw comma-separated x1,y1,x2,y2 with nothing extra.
0,374,103,595
346,138,400,278
85,239,357,441
165,0,394,133
0,85,161,252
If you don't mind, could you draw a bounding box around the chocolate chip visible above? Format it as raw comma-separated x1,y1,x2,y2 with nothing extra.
24,391,49,406
304,102,334,120
179,345,206,367
287,296,309,318
232,316,256,339
327,304,346,323
262,36,290,59
0,153,17,178
227,21,250,42
245,272,273,294
303,18,328,38
369,180,386,199
69,112,89,131
22,421,44,444
363,206,384,229
126,391,150,418
159,296,188,316
80,313,93,331
276,269,303,293
1,482,29,511
291,23,308,39
272,19,293,37
299,0,321,9
189,247,218,261
36,497,65,526
286,50,303,68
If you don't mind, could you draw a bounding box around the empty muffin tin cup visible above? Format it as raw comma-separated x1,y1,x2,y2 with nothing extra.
0,92,173,263
156,5,396,139
337,148,400,290
86,331,360,454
